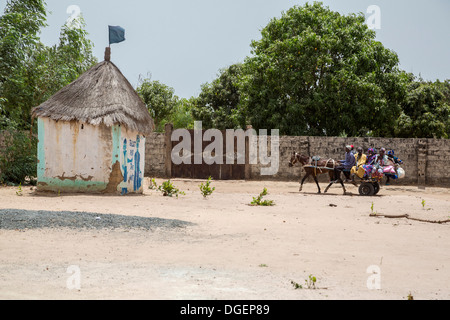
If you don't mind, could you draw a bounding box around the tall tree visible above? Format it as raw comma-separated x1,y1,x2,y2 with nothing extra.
0,1,97,129
238,2,408,137
191,63,243,130
28,16,97,109
395,79,450,139
0,0,47,128
170,97,195,130
136,78,180,132
0,0,47,83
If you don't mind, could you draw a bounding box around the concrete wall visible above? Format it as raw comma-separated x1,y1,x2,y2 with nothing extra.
143,132,450,187
247,136,449,187
1,128,448,187
36,118,145,194
144,132,166,178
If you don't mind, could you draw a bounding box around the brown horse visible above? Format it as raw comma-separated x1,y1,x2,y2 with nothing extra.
289,152,347,194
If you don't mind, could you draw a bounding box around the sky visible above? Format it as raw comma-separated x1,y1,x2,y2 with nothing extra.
1,0,449,98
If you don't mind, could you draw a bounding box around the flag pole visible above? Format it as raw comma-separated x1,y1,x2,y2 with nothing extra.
105,47,111,61
105,25,111,61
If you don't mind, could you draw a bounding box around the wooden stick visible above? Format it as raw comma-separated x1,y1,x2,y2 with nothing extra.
370,213,450,224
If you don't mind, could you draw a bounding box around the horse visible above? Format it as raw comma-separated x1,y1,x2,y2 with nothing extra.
289,152,347,195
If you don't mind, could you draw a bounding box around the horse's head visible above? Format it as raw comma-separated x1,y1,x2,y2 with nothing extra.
289,152,309,167
289,152,298,167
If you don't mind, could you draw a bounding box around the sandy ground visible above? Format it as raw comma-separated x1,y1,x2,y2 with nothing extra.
0,178,449,300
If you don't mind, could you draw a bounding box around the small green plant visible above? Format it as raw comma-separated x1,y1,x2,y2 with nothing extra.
291,275,318,290
16,183,23,196
199,176,215,198
291,280,302,290
259,264,268,268
407,293,414,300
158,180,185,198
305,274,317,289
250,188,275,206
148,178,158,190
421,199,432,211
369,202,379,216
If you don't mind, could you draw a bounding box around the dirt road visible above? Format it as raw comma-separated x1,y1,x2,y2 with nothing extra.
1,179,449,300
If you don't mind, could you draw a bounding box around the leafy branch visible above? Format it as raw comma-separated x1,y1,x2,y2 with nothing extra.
250,188,275,206
199,176,215,198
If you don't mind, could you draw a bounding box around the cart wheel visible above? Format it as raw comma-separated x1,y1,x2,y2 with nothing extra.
359,182,375,196
373,183,380,195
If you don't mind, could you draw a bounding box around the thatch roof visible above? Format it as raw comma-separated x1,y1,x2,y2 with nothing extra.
32,60,154,135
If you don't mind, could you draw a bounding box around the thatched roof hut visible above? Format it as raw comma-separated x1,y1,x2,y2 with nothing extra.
32,60,154,135
33,53,154,194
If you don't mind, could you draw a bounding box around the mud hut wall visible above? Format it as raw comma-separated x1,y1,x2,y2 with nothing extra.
35,118,145,193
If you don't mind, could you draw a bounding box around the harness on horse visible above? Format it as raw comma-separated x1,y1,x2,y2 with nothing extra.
311,156,321,175
305,156,336,175
324,158,336,169
310,155,320,166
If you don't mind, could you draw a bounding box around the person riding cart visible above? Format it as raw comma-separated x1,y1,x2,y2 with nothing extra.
351,147,367,182
361,148,377,180
385,150,404,185
334,145,356,182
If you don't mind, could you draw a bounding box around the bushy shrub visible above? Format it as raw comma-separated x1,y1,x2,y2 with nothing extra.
0,129,37,185
157,180,185,198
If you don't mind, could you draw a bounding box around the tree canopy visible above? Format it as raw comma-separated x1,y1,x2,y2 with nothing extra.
395,79,450,139
190,2,447,139
137,77,194,132
238,2,409,137
0,0,97,130
191,63,243,130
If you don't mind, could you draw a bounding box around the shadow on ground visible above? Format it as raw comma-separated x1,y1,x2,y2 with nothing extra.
0,209,194,231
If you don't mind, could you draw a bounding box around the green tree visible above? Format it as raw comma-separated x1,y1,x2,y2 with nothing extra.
0,0,47,128
28,16,97,108
137,78,180,132
0,0,47,84
0,1,97,129
238,2,407,137
191,63,243,130
42,16,97,95
395,79,450,139
170,97,195,130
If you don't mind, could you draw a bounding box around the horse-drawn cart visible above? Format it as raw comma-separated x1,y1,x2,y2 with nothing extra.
301,164,403,196
289,153,405,196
